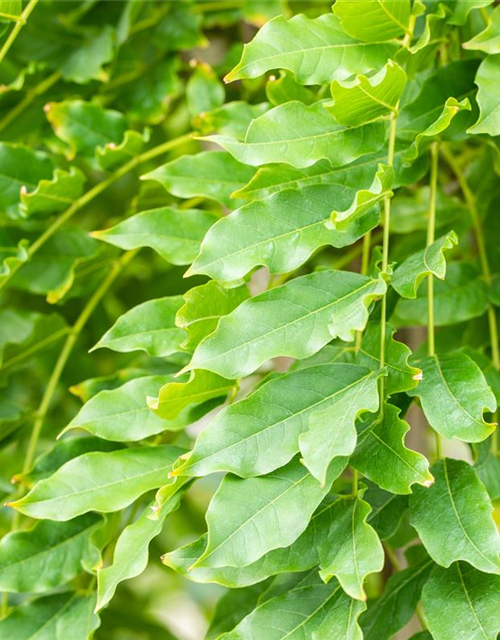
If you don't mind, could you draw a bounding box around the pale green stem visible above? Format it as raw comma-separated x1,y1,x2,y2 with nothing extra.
0,0,38,65
427,143,442,460
0,70,61,133
440,145,500,455
0,133,192,293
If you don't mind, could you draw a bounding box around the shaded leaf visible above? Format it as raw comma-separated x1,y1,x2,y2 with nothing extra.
186,61,225,116
469,54,500,136
464,6,500,54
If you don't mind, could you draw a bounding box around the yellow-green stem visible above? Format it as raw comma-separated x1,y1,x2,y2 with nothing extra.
0,133,192,293
440,145,500,455
0,0,38,65
427,143,442,459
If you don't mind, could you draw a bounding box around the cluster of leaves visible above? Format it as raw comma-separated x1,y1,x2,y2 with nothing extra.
1,0,500,638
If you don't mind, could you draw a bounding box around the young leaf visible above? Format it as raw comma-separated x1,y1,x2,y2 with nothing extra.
206,101,386,168
0,514,102,593
266,70,316,106
10,445,184,521
188,183,382,281
403,97,471,162
95,129,148,172
192,457,341,569
325,61,407,127
357,322,421,394
91,207,216,265
448,0,494,25
186,61,225,116
410,458,500,573
464,5,500,54
92,296,185,357
422,563,500,640
298,367,380,486
333,0,411,42
360,557,434,640
176,280,249,350
351,403,433,494
0,592,100,640
141,150,255,208
187,270,387,379
225,13,398,84
318,493,384,600
96,483,187,611
175,363,378,479
391,231,458,298
61,375,183,442
19,167,86,218
408,352,497,442
149,370,235,421
468,54,500,136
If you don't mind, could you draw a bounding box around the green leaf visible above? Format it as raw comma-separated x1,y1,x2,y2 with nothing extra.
92,295,185,357
96,484,186,611
10,445,184,521
464,6,500,53
192,458,340,569
395,262,489,326
95,129,148,171
448,0,494,26
186,61,225,116
225,13,398,84
313,589,366,640
333,0,411,42
0,592,100,640
358,322,421,394
408,352,497,442
469,54,500,136
176,281,249,350
410,458,500,573
351,403,433,494
390,186,467,234
360,557,434,640
91,207,215,265
206,583,269,640
188,183,382,281
403,97,471,162
19,167,86,218
318,493,384,600
142,150,255,208
325,61,406,127
219,572,358,640
422,562,500,640
187,270,387,379
391,231,458,298
298,367,380,485
206,101,386,168
175,364,378,480
149,370,235,422
364,482,408,540
61,25,114,84
0,514,102,593
61,375,183,442
0,142,54,215
266,70,316,106
163,496,339,588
